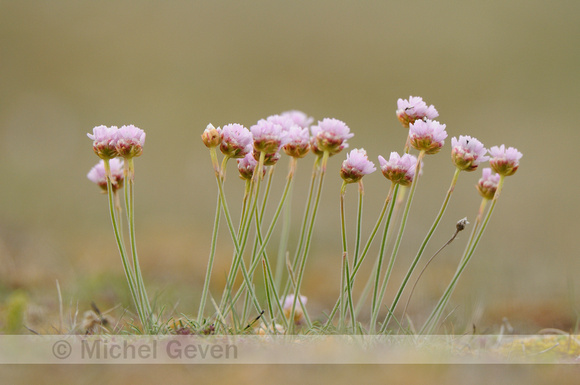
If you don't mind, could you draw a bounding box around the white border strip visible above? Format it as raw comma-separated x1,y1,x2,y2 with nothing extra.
1,335,578,364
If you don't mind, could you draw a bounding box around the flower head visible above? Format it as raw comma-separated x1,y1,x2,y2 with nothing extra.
282,294,308,325
266,114,295,132
87,158,124,192
409,119,447,154
378,152,418,186
283,125,311,158
311,118,354,156
451,135,489,171
116,125,146,158
201,123,222,148
340,148,376,183
250,119,288,153
281,110,314,129
237,152,265,180
476,167,501,200
87,125,119,159
220,123,253,158
396,96,439,128
489,145,522,176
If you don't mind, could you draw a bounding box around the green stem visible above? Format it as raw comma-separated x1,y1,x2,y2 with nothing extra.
197,194,221,323
275,158,297,286
324,183,396,328
227,159,296,317
420,176,505,334
103,159,144,329
380,163,459,333
289,151,329,333
126,158,152,326
353,181,364,268
220,152,266,321
368,182,400,332
282,156,321,300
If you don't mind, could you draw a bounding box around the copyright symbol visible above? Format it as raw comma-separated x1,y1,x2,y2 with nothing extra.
52,340,72,359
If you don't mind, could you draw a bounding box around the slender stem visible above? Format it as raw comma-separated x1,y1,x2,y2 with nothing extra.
262,259,276,331
339,252,347,332
220,152,266,320
275,158,297,286
420,176,505,334
197,195,221,323
252,203,289,329
227,159,296,315
371,152,425,332
215,156,262,321
379,162,459,333
340,181,348,255
283,156,320,300
460,197,488,266
260,166,275,223
289,151,329,333
126,158,152,323
103,159,144,328
344,252,355,331
324,183,396,328
368,182,400,332
353,180,364,268
401,222,463,323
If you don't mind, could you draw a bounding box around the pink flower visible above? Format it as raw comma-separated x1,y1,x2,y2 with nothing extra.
116,125,146,158
281,110,314,129
409,119,448,154
250,119,288,153
87,125,119,159
396,96,439,128
87,158,124,192
378,152,418,186
489,145,522,176
451,135,489,171
311,118,354,156
340,148,376,183
220,123,253,158
201,123,222,148
283,125,311,158
266,114,295,131
282,294,308,325
237,152,265,180
476,167,501,199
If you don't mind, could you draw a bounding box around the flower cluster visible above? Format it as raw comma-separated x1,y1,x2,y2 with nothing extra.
396,96,438,128
489,145,523,176
340,148,376,183
408,119,448,154
378,152,418,186
451,135,489,171
87,125,146,160
207,112,353,178
311,118,354,156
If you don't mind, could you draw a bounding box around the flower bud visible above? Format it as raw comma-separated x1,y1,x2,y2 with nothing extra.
201,123,222,148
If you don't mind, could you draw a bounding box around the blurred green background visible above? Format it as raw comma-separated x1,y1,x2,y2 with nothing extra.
1,0,579,337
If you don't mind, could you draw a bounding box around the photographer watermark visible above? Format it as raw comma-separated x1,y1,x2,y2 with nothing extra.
0,335,577,364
